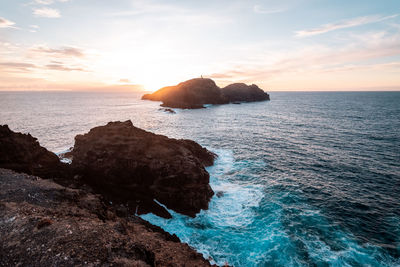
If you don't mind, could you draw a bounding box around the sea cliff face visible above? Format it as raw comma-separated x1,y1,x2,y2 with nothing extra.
142,78,270,109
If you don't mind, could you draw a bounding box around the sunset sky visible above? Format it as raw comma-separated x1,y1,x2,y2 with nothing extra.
1,0,400,91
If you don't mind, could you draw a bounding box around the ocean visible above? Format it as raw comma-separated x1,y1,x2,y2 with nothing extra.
1,91,399,266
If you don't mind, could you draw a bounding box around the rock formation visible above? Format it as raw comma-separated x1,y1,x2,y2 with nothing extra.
221,83,270,102
70,120,216,218
0,125,68,179
142,78,270,108
142,78,228,109
0,168,212,266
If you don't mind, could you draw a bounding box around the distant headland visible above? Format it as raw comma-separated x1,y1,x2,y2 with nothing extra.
142,78,270,109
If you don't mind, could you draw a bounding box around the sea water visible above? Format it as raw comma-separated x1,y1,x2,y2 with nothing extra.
1,91,399,266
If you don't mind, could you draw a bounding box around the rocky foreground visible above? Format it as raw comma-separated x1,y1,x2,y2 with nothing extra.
0,168,212,266
0,122,217,266
142,78,270,109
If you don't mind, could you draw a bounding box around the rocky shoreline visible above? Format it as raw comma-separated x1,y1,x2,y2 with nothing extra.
142,78,270,109
0,122,218,266
0,168,212,266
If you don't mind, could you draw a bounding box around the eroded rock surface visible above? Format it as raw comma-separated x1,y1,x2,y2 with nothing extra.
142,78,269,108
71,120,216,218
0,168,212,266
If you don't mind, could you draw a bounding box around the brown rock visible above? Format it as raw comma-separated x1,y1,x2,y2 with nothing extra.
142,78,228,108
142,77,269,109
0,168,212,266
221,83,270,102
0,125,68,179
71,120,216,218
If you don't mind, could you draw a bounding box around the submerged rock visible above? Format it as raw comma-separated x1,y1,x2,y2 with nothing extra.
158,108,176,114
142,77,269,109
71,120,216,218
0,125,68,179
0,168,212,266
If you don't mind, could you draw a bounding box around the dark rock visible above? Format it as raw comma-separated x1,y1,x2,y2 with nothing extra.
70,120,216,218
159,108,176,114
221,83,270,102
0,168,212,266
216,191,225,198
142,78,228,109
142,77,269,109
0,125,69,179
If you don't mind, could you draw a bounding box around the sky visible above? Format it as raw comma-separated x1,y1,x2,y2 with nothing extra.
1,0,400,91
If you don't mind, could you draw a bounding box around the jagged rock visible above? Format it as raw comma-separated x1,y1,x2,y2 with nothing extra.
0,168,212,266
70,120,216,218
0,125,68,179
142,78,269,109
221,83,270,102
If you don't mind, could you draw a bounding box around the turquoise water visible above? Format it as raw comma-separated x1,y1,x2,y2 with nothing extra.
1,91,399,266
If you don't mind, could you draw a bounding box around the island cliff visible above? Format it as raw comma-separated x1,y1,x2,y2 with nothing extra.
142,78,270,109
0,123,216,266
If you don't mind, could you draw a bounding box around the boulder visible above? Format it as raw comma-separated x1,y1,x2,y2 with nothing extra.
221,83,270,102
0,125,68,179
70,120,216,218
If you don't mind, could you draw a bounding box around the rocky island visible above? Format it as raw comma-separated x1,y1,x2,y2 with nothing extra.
0,122,216,266
142,78,270,109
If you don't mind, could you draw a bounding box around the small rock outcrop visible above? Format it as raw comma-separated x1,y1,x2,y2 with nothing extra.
0,125,68,179
222,83,270,102
70,120,216,218
0,168,212,266
142,78,270,108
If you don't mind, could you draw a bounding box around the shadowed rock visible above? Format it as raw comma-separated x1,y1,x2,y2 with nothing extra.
142,78,228,109
142,77,269,108
0,125,68,179
221,83,270,102
70,120,216,218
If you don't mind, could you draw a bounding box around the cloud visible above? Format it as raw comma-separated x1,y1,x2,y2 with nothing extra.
209,30,400,86
45,63,86,71
253,5,286,14
0,62,37,72
31,46,85,57
33,7,61,18
0,60,86,73
0,17,16,28
295,14,398,37
35,0,54,5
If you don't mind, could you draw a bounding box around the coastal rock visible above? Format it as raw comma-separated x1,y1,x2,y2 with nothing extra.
0,168,212,266
142,78,228,109
222,83,270,102
0,125,68,179
142,78,269,109
71,120,216,218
